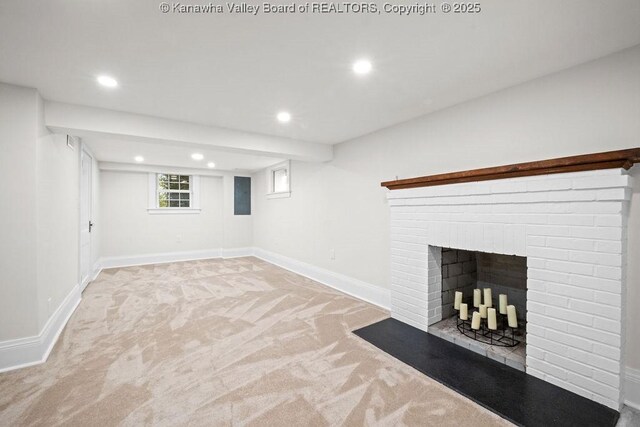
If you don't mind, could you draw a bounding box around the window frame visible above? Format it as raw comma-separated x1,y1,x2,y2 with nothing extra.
147,173,201,214
266,160,291,199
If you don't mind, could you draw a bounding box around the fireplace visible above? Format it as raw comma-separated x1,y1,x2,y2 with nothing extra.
387,167,632,410
429,246,528,371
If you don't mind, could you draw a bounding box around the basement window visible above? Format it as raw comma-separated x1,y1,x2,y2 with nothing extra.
147,173,201,214
267,160,291,199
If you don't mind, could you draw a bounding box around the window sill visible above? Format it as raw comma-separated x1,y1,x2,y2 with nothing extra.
267,191,291,199
147,208,201,215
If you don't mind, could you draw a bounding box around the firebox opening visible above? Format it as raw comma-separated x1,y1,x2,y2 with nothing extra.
430,246,528,371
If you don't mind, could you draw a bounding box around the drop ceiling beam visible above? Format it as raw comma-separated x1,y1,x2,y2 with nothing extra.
45,101,333,162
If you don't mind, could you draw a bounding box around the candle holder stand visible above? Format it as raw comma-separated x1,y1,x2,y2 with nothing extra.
455,311,520,347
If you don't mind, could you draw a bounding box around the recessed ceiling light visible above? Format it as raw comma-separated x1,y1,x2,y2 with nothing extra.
97,75,118,88
191,153,204,161
207,162,216,168
352,59,372,75
134,156,144,162
277,111,291,123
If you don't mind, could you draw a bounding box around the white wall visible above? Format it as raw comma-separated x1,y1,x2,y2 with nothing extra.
99,171,254,261
36,94,79,331
0,83,80,343
0,83,39,340
253,46,640,369
100,171,225,258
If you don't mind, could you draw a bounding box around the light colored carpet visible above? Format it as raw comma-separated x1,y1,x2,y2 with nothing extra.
0,257,511,426
617,406,640,427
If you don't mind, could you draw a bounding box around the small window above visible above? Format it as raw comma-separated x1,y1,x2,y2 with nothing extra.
148,173,201,214
158,174,191,208
272,168,288,193
267,161,291,199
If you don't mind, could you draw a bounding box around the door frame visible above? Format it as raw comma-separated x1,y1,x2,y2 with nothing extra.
78,141,94,291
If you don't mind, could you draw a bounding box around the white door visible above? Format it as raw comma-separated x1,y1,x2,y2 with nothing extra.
80,149,93,290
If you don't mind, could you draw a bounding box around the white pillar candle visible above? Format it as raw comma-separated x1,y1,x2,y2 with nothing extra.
471,311,481,330
473,289,481,308
459,303,468,320
499,294,508,315
483,288,492,307
507,305,518,328
479,304,487,319
454,291,463,310
487,308,497,330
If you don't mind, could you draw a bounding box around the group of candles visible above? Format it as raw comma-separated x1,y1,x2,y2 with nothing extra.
453,288,519,330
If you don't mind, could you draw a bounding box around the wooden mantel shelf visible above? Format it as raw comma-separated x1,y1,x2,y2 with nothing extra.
381,148,640,190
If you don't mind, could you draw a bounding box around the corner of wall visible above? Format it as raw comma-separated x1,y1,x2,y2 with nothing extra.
0,282,81,373
624,165,640,409
0,83,83,373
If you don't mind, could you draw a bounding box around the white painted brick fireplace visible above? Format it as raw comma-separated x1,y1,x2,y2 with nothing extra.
387,168,632,410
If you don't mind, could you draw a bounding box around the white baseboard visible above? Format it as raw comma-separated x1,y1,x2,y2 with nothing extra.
252,248,390,310
80,261,104,292
221,247,254,259
79,261,102,292
97,247,255,269
625,367,640,411
98,247,388,310
99,248,224,269
0,283,81,373
90,261,102,281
